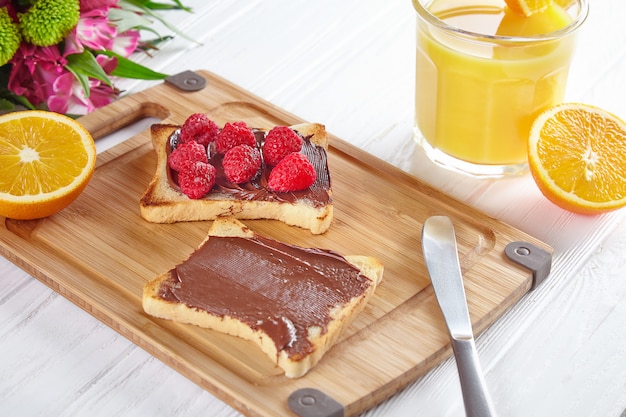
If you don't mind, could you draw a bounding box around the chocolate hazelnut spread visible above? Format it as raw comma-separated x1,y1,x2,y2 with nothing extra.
167,128,331,207
158,235,372,359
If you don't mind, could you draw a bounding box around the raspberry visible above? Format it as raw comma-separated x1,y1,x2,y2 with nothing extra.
267,153,317,192
215,121,256,154
168,140,208,172
262,126,303,166
222,144,262,184
177,161,217,199
179,113,219,147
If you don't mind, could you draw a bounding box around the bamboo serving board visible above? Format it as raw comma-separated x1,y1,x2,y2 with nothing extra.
0,70,552,417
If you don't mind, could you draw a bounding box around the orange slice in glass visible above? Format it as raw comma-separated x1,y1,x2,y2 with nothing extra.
0,110,96,220
528,103,626,215
554,0,575,9
504,0,554,16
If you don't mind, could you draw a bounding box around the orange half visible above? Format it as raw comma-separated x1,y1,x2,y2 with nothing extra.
528,103,626,215
0,110,96,220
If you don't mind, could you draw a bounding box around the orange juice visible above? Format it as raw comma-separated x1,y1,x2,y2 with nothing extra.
414,0,586,175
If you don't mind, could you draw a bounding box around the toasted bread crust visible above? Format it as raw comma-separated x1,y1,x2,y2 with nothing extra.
140,122,333,234
142,218,383,378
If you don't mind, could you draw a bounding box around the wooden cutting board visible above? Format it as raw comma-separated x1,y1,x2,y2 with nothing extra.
0,70,552,417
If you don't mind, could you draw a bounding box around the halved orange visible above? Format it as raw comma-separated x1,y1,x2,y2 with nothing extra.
0,110,96,220
528,103,626,215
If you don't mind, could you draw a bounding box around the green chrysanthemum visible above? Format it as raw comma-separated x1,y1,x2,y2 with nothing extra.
0,8,21,66
19,0,80,47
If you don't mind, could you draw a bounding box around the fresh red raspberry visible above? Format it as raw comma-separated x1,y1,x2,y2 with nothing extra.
215,121,256,154
262,126,303,166
168,140,208,172
177,161,217,199
222,144,262,184
267,153,317,192
179,113,219,147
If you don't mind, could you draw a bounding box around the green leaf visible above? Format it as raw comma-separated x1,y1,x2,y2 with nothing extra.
125,0,192,12
107,7,154,34
120,0,201,45
130,25,163,41
0,98,16,111
0,92,36,110
66,66,92,98
66,51,112,86
96,50,169,80
138,35,175,51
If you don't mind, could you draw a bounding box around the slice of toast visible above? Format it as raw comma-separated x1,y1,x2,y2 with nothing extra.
142,217,384,378
140,122,333,234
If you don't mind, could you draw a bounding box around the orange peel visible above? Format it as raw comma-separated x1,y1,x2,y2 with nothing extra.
0,110,96,220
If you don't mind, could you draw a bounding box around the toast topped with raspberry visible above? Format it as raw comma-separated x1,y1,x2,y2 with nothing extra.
140,114,333,234
142,217,384,378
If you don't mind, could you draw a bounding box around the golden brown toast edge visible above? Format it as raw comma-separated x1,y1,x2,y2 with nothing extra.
139,123,333,234
142,217,384,378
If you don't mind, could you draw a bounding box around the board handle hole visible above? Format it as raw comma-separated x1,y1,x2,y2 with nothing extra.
95,114,162,153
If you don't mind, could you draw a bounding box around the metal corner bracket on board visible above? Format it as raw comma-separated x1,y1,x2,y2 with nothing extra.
288,388,345,417
165,70,207,92
504,241,552,290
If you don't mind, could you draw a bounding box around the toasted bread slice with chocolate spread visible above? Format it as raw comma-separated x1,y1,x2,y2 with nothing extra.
142,217,383,378
140,122,333,234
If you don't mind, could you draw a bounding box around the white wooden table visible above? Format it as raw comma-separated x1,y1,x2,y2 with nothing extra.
1,1,625,416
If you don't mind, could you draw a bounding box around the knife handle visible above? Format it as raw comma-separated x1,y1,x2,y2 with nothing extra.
451,338,497,417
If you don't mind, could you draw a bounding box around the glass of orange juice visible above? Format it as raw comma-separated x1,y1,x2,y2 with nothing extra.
412,0,588,177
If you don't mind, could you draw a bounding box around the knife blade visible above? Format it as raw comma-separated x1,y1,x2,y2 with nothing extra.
421,215,497,417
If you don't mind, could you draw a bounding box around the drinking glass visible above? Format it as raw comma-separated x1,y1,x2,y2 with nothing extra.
412,0,588,177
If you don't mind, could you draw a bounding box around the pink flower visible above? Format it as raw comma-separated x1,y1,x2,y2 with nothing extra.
48,55,119,114
8,44,68,108
3,0,180,115
80,0,118,13
46,72,79,113
7,43,119,114
96,54,118,73
111,29,140,57
71,7,118,52
67,5,139,57
46,71,118,115
65,78,118,115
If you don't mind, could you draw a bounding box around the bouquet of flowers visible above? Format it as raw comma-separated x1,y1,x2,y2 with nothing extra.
0,0,191,115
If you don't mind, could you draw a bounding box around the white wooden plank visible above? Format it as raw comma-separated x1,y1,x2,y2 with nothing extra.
1,0,625,416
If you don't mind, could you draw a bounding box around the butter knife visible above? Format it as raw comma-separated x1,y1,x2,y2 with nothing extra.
421,216,497,417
